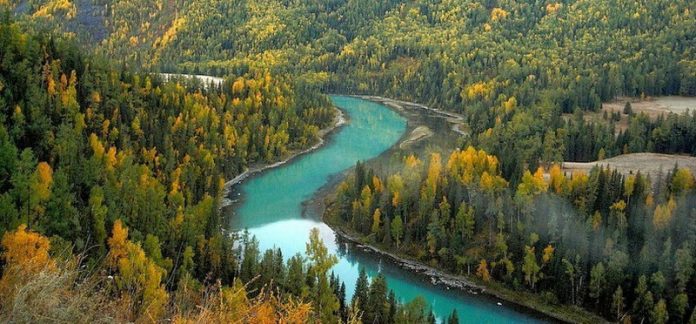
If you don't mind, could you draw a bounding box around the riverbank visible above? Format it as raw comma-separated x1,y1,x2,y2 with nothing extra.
220,106,346,208
353,95,470,136
326,214,604,324
314,96,607,324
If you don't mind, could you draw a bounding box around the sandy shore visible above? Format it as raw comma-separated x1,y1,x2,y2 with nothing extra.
219,107,346,209
355,95,469,136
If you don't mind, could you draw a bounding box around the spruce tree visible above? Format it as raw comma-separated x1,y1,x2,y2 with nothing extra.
352,268,370,316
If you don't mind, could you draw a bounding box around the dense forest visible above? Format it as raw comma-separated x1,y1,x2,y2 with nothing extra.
0,17,456,323
2,0,696,322
0,15,320,321
329,150,696,323
8,0,696,179
0,13,335,249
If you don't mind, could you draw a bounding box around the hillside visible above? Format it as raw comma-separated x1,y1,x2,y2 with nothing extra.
2,1,696,323
8,0,696,180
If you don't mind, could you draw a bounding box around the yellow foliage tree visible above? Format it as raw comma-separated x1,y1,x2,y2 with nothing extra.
546,3,562,15
232,78,246,95
387,174,404,207
671,168,695,195
425,153,442,194
517,167,548,199
447,146,503,186
548,164,566,194
371,208,382,236
464,81,494,100
491,8,509,21
107,220,129,267
89,133,105,159
542,245,555,264
503,96,517,114
1,224,55,273
107,220,169,321
652,197,676,230
32,0,76,19
32,162,53,202
476,259,491,282
372,175,383,193
404,154,421,169
0,224,56,297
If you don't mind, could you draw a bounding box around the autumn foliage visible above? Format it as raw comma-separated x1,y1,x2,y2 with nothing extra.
0,223,316,323
0,225,55,297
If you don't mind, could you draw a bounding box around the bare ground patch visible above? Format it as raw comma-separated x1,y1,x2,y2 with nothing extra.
562,153,696,177
563,96,696,132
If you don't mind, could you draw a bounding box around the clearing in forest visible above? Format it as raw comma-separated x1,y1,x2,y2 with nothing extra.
562,153,696,177
566,96,696,132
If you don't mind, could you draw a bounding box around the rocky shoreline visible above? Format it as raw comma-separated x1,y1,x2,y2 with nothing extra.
332,226,487,295
328,223,577,323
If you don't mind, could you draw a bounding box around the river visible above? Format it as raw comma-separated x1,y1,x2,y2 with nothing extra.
227,95,545,323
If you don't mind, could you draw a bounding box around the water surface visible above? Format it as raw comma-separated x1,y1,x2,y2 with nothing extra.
229,96,544,323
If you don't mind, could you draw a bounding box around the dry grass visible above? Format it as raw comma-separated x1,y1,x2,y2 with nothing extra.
562,153,696,177
0,265,120,324
564,96,696,132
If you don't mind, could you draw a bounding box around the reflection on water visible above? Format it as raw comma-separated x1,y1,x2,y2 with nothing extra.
228,96,545,323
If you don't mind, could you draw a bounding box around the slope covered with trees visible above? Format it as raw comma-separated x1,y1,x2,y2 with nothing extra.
3,0,696,322
9,0,696,180
329,149,696,322
1,219,446,322
0,15,453,323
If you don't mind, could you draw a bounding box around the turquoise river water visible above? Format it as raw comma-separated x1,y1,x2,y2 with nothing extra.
229,96,546,323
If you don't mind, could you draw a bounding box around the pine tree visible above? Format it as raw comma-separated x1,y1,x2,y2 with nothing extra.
633,275,655,322
352,268,369,316
339,282,347,320
89,186,107,256
387,290,396,324
365,273,388,323
286,253,305,296
391,215,403,248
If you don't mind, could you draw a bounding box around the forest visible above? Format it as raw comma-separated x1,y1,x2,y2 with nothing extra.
329,150,696,323
2,0,696,322
8,0,696,180
0,16,464,323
